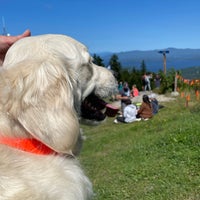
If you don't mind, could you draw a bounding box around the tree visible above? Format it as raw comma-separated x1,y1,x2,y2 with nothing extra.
92,54,105,67
120,68,131,84
109,54,122,81
129,67,143,90
159,68,178,93
140,60,147,75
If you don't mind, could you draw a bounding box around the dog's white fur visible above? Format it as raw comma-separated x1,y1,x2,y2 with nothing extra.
0,34,117,199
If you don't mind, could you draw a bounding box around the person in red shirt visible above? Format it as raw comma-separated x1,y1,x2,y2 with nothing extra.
130,84,139,97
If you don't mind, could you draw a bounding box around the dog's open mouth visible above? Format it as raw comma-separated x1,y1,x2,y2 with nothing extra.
81,93,107,121
81,93,119,122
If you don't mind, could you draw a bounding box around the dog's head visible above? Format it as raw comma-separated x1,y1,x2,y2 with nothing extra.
0,34,117,155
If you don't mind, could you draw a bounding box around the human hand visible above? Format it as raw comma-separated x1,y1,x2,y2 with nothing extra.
0,29,31,65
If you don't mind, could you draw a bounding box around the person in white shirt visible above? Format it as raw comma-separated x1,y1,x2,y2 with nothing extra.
144,73,152,91
114,99,141,123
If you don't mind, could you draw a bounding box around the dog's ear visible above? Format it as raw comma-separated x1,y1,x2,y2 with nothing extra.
3,60,80,154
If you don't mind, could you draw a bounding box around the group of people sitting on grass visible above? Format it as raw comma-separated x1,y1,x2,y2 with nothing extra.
114,94,159,124
80,81,160,124
114,82,159,124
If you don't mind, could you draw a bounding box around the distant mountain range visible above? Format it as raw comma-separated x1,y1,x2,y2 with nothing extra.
97,48,200,79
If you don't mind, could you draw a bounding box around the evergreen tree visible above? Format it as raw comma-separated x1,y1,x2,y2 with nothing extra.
130,67,143,90
92,54,105,66
140,60,147,74
109,54,122,81
121,68,131,84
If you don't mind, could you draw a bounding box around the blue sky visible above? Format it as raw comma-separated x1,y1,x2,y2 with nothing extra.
1,0,200,53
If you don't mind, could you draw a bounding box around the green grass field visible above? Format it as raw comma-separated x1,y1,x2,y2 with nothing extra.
80,95,200,200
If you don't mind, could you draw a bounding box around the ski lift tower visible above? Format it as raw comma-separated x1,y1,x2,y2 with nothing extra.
158,50,169,74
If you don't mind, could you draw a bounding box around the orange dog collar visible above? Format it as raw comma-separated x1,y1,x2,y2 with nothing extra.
0,137,57,155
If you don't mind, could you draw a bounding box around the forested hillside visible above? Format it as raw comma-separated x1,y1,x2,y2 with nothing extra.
181,66,200,79
98,48,200,74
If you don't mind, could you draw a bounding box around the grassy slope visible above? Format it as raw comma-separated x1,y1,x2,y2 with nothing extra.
80,96,200,200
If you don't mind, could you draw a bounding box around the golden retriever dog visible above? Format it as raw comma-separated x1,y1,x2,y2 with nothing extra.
0,34,117,200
